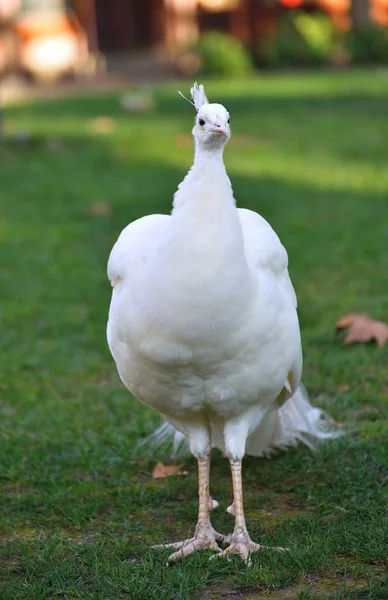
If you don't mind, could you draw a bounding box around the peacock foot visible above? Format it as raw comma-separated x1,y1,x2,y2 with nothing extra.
213,526,287,566
152,523,228,563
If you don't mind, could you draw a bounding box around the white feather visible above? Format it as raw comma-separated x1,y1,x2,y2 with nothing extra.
107,83,340,466
149,384,340,459
190,82,209,111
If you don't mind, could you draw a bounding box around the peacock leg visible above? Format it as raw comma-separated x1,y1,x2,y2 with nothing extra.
152,454,227,562
217,459,286,565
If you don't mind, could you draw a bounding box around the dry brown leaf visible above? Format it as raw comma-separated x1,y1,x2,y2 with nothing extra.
336,313,388,347
336,313,369,329
152,462,182,479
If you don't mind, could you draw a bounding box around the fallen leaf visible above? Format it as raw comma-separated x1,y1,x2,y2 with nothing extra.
152,462,182,479
336,313,369,329
89,116,116,134
88,200,111,216
336,313,388,347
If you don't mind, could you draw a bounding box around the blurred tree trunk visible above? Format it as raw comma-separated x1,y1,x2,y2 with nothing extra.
246,0,259,63
72,0,98,53
351,0,370,29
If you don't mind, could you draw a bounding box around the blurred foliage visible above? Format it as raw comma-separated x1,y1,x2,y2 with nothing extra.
344,25,388,64
265,11,335,67
294,11,334,56
185,16,388,72
191,31,253,77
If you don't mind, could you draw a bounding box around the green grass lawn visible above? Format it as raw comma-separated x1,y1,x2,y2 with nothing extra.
1,70,387,600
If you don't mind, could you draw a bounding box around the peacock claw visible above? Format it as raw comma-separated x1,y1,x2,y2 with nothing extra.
152,525,228,563
211,527,288,566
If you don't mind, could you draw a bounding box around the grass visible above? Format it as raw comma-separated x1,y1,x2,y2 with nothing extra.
0,69,387,600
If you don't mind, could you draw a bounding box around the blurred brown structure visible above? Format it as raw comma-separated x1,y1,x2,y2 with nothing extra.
1,0,388,79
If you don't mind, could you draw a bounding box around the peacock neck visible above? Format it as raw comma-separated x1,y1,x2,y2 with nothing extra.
172,143,231,214
167,141,249,278
149,139,254,317
193,142,225,171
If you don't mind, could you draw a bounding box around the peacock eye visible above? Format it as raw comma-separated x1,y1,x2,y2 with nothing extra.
228,118,230,124
198,118,206,127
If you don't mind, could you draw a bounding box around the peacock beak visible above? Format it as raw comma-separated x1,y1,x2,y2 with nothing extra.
211,124,228,135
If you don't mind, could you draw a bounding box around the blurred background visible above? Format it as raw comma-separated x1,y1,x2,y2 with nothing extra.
1,0,388,95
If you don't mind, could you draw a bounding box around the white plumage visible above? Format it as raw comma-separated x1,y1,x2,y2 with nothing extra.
107,83,338,563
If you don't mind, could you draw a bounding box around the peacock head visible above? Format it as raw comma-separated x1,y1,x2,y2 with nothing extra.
180,83,231,151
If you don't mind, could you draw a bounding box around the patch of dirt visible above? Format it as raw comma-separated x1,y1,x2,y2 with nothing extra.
334,555,386,574
310,575,370,598
2,526,39,541
200,586,243,599
198,585,299,600
245,495,314,528
3,483,25,494
199,575,371,600
0,555,20,570
244,590,299,600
